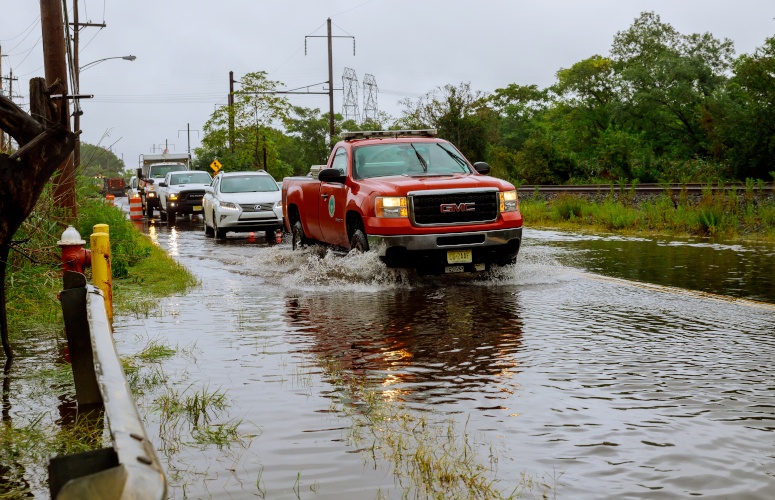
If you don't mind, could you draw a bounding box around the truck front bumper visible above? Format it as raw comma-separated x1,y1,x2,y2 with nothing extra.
367,227,523,272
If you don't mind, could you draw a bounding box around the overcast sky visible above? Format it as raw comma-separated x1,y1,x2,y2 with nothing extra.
2,1,774,171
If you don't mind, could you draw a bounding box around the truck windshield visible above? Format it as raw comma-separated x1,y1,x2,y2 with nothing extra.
220,175,279,193
353,142,472,179
170,172,212,185
150,164,186,178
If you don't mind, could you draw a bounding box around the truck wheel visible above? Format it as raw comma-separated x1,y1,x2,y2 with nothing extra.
265,230,276,244
350,229,368,252
160,210,167,222
168,210,176,225
292,221,307,250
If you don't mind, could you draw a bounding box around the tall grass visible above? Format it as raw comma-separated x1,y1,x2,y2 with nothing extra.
520,181,775,241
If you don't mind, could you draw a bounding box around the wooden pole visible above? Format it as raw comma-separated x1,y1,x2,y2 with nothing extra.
327,18,335,140
40,0,76,220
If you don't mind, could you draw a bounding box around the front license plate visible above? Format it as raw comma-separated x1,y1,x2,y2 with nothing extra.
445,265,465,274
193,206,202,211
447,249,472,264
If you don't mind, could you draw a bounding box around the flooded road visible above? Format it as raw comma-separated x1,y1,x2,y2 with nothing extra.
109,215,775,498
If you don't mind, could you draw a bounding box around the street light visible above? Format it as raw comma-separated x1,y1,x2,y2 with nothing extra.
74,54,137,176
79,55,136,72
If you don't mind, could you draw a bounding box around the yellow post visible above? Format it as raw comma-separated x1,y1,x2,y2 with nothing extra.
90,229,113,323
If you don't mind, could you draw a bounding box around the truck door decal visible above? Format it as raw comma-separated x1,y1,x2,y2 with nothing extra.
328,195,335,217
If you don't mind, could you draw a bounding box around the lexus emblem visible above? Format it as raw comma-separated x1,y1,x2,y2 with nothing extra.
254,205,263,210
440,202,475,213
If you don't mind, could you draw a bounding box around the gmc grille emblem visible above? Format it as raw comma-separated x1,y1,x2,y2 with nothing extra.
440,202,475,213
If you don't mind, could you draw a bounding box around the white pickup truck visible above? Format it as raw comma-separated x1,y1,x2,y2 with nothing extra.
156,170,213,224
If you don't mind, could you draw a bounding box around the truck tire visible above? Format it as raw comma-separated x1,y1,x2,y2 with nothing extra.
292,221,308,250
159,209,167,222
350,229,368,252
168,210,176,225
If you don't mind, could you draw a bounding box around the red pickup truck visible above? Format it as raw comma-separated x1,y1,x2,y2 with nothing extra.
281,129,523,275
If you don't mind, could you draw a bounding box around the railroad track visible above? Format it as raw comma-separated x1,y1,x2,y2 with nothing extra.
517,183,775,196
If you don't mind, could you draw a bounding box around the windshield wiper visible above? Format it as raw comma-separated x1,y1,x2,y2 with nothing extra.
409,143,428,172
436,143,468,170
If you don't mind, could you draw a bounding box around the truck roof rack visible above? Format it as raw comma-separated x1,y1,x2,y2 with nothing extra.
341,129,437,141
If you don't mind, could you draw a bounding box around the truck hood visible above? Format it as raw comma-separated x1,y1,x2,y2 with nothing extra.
167,183,211,194
357,173,514,196
218,191,281,204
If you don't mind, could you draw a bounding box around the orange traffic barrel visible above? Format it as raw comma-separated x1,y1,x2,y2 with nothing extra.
129,195,143,220
105,193,115,205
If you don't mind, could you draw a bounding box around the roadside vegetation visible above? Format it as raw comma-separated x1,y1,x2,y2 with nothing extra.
197,12,775,196
1,177,197,498
519,179,775,242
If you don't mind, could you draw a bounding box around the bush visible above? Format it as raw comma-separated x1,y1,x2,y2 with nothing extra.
76,198,150,278
553,194,586,220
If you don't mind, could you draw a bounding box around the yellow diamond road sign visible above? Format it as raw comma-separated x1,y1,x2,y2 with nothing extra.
210,159,222,172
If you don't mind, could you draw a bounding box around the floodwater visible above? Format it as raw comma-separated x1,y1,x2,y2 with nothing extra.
5,208,775,499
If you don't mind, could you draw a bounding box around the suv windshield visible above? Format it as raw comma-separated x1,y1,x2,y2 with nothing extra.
220,175,279,193
170,172,212,185
353,142,471,179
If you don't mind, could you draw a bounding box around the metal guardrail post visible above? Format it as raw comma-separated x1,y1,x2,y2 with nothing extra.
51,270,166,499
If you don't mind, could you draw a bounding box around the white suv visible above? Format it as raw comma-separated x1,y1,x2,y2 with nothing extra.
202,171,284,240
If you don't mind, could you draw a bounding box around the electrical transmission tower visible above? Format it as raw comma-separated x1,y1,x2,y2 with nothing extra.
362,74,379,124
342,67,361,124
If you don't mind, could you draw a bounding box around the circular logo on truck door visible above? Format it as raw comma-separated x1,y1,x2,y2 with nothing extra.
328,195,335,217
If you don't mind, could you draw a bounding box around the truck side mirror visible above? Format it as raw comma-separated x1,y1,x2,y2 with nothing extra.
146,179,155,185
158,182,167,188
473,162,490,174
318,168,346,184
136,168,144,179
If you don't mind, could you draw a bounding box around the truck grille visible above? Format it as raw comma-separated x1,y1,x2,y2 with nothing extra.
181,191,205,202
410,190,499,226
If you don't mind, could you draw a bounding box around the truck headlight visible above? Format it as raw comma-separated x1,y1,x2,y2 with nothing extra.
148,192,156,198
500,190,518,212
219,201,240,212
169,193,178,200
376,196,408,218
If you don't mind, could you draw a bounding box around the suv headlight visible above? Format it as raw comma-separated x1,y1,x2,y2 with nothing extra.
500,190,518,212
376,196,408,218
219,201,240,212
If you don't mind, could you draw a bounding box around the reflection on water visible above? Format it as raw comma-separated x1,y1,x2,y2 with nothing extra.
284,288,524,406
11,215,769,499
530,228,775,303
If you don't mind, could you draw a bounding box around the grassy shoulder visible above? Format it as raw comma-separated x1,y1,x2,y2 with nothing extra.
519,187,775,243
2,191,196,498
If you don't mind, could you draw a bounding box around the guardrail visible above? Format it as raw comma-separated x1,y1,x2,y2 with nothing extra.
49,270,166,499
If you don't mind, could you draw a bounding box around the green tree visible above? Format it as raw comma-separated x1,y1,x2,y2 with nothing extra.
282,106,331,175
197,71,290,179
397,82,496,162
713,35,775,179
610,11,734,160
79,143,125,178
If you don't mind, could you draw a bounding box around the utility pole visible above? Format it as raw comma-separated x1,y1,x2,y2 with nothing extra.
305,18,355,141
228,71,235,154
41,0,75,219
70,3,106,175
327,18,334,138
178,124,199,159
